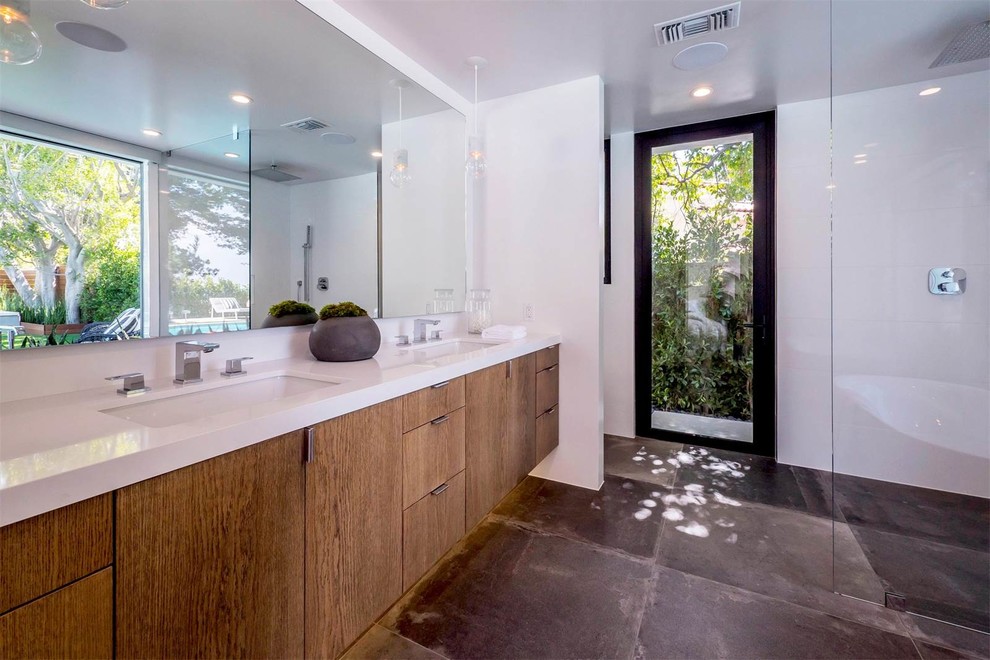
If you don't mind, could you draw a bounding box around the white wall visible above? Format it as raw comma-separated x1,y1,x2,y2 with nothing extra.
381,109,466,317
602,132,636,438
251,177,292,326
289,173,379,315
475,76,605,490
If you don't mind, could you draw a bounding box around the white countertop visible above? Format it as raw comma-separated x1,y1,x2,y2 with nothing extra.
0,333,559,526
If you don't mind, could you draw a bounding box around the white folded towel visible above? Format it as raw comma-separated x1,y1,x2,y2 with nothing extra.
482,324,527,341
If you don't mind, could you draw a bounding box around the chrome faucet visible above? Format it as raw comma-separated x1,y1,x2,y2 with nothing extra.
174,340,220,384
413,318,440,344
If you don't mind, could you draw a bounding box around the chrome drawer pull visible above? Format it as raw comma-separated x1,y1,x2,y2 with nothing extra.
431,483,450,496
545,405,557,416
431,415,450,425
547,364,558,372
431,381,450,389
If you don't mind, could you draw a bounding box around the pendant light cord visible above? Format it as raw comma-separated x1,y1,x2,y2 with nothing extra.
398,86,403,148
473,64,479,134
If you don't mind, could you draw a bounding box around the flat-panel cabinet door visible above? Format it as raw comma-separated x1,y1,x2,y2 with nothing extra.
306,399,403,659
116,432,306,659
465,363,509,528
0,568,112,660
507,354,536,485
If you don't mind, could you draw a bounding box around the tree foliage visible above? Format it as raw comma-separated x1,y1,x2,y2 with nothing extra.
0,134,140,323
651,141,754,421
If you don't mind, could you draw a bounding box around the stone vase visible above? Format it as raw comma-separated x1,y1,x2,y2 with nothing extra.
308,316,381,362
260,311,319,328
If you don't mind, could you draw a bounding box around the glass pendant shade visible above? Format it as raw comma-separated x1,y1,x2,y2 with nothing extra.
466,134,487,179
389,148,412,188
80,0,129,8
0,4,41,65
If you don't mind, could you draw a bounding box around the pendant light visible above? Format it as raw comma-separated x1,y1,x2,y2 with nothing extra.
465,56,488,179
79,0,129,9
389,79,412,188
0,1,42,65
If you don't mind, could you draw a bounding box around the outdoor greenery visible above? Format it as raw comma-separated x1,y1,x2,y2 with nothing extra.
319,301,368,319
0,289,66,325
651,141,754,421
168,276,249,319
269,300,316,318
0,134,141,325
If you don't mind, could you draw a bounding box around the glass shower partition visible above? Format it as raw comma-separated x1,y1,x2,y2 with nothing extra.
830,0,990,641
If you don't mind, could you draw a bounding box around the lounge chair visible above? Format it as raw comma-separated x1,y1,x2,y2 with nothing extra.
76,307,142,343
209,297,250,320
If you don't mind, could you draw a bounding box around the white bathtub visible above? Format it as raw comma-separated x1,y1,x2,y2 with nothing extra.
834,375,990,497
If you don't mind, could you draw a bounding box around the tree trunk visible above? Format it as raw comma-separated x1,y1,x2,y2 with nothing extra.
0,245,40,308
64,244,84,323
33,254,57,310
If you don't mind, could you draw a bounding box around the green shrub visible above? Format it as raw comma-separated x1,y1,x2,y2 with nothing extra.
0,290,67,325
79,248,140,323
168,276,249,318
318,301,367,320
268,300,315,318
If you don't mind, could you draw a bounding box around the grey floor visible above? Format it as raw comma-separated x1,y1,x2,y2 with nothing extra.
344,435,990,660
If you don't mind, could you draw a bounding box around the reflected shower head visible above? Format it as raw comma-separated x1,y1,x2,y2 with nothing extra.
931,20,989,68
251,163,301,183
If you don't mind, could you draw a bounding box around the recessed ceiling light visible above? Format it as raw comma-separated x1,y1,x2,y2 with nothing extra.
142,128,162,137
370,151,383,158
230,93,253,104
853,153,866,158
919,87,941,96
691,86,713,98
321,131,356,145
224,152,239,159
825,183,837,190
854,159,867,165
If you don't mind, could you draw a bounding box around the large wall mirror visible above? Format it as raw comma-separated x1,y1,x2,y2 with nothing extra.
0,0,466,350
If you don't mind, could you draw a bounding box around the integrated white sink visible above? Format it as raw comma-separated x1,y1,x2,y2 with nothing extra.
101,375,338,428
413,339,498,359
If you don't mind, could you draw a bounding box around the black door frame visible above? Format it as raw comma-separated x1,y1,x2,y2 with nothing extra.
633,111,776,457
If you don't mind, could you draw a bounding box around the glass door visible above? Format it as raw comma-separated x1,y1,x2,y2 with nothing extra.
634,113,775,456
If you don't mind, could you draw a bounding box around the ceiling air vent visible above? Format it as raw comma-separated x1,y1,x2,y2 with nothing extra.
655,2,741,46
281,117,331,134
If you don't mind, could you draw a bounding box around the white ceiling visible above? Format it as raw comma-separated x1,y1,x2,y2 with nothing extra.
337,0,990,135
0,0,456,183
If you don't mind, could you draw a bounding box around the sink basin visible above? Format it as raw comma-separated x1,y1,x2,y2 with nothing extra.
413,340,497,360
101,375,338,428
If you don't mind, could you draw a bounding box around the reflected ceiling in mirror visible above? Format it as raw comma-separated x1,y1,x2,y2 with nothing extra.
0,0,467,351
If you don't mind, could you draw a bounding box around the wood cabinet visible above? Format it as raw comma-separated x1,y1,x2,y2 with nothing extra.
402,471,466,591
401,376,465,432
0,568,112,660
0,494,111,614
402,406,466,508
465,355,536,528
306,399,403,659
116,431,306,659
535,346,560,463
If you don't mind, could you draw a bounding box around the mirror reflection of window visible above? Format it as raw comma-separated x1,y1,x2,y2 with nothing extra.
0,131,145,348
163,168,250,336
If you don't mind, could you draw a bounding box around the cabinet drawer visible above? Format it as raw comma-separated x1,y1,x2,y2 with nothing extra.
402,377,466,433
0,494,112,614
536,363,559,416
536,405,559,464
535,344,559,372
0,567,112,660
403,407,466,508
402,471,465,591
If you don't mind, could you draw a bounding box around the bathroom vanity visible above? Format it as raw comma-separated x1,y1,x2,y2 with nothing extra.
0,337,559,659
